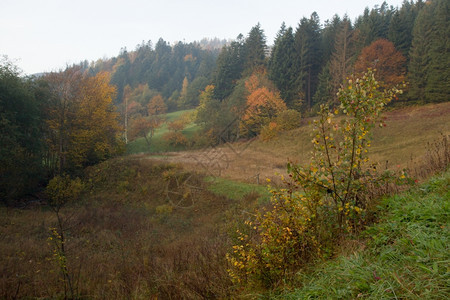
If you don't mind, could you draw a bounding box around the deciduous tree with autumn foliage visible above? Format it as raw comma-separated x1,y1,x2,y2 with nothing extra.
45,68,124,173
69,72,123,168
240,72,287,137
147,94,167,116
163,113,191,146
354,39,406,87
128,116,163,150
128,94,167,151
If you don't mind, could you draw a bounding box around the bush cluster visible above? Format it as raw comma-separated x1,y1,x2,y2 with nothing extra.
227,70,409,288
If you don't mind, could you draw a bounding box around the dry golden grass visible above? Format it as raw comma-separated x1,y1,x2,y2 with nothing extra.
371,102,450,167
144,102,450,185
0,159,240,299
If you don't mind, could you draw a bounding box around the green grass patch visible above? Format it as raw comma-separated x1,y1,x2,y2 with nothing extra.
206,176,271,202
126,109,200,154
164,109,194,122
277,170,450,299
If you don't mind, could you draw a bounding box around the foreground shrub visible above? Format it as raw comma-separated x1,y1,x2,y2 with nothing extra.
282,170,449,299
227,70,408,288
46,175,84,299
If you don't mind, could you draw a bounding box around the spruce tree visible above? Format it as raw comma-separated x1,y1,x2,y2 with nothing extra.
313,62,333,105
408,5,429,101
424,0,450,102
388,1,419,59
269,26,298,107
295,12,322,109
328,18,358,103
313,14,343,106
355,3,394,49
408,0,448,102
321,15,342,65
213,35,245,100
244,23,267,75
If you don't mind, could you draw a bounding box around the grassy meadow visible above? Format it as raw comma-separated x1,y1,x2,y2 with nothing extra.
126,109,201,154
0,102,448,299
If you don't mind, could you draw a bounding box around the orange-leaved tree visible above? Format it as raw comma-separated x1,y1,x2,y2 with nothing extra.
128,116,163,150
240,72,287,137
127,100,144,117
147,94,167,116
128,94,167,151
354,38,406,87
163,114,190,146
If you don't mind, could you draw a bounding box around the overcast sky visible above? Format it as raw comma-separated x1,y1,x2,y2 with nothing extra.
1,0,405,75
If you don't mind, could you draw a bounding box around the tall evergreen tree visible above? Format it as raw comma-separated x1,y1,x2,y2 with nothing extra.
295,12,322,109
388,1,423,59
269,22,287,73
244,23,268,75
330,19,358,96
313,62,333,105
269,26,298,107
213,35,245,100
110,48,131,104
423,0,450,102
407,5,429,101
321,15,342,65
313,14,343,105
408,0,449,102
355,3,395,48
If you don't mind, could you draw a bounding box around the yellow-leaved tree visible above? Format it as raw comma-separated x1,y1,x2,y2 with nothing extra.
45,68,83,174
69,72,124,167
45,68,124,172
227,70,407,288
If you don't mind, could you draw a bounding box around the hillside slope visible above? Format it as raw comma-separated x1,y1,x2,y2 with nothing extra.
144,102,450,184
277,169,449,299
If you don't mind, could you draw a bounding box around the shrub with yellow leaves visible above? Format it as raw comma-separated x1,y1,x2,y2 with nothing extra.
227,70,409,288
